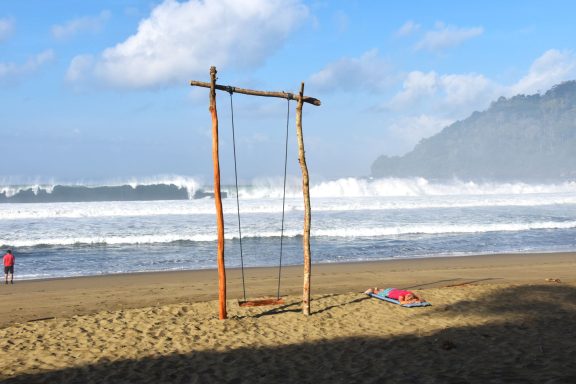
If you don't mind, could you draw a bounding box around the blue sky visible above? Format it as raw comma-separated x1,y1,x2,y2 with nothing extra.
2,0,576,185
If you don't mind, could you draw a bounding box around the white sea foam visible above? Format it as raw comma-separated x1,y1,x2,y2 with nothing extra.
310,177,576,198
0,184,56,198
226,176,576,198
121,175,202,199
5,177,576,280
2,190,576,220
4,220,575,248
3,176,576,201
314,221,576,237
0,200,216,220
1,234,217,247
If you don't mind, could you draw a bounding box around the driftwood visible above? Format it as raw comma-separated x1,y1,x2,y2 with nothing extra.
190,80,321,106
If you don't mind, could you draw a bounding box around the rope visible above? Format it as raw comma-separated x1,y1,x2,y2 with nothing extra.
277,99,290,299
229,90,247,302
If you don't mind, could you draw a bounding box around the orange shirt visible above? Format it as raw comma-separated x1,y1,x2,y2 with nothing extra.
3,253,14,267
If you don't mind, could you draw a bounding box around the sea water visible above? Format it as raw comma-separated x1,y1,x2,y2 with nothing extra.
2,177,576,280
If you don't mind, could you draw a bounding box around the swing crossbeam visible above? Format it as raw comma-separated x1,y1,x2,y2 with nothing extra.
238,298,286,307
190,80,321,106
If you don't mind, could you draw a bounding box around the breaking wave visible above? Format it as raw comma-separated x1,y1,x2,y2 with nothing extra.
2,176,576,203
4,220,576,248
0,176,202,203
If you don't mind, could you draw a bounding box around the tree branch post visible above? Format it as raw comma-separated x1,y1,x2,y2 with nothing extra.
296,82,312,316
209,66,227,320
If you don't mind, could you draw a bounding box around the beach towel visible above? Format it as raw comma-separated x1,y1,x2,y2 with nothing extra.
366,289,432,308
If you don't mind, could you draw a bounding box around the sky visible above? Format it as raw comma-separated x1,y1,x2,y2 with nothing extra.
2,0,576,186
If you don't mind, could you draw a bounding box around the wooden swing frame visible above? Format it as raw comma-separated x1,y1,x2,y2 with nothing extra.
190,66,320,319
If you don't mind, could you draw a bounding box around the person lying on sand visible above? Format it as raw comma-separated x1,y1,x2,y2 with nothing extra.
364,287,424,305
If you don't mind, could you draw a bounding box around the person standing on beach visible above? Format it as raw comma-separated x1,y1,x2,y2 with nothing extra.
3,250,15,284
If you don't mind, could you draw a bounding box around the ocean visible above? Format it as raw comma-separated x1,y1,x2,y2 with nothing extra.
2,176,576,281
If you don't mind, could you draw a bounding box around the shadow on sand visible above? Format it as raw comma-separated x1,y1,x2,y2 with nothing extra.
4,284,576,384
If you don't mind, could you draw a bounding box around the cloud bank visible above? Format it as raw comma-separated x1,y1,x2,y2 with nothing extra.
0,50,55,85
415,22,483,52
308,49,394,92
66,0,308,89
396,20,420,37
0,17,14,42
310,45,576,152
52,11,111,40
509,49,576,96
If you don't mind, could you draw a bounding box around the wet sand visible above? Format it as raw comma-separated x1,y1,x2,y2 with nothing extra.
1,252,576,383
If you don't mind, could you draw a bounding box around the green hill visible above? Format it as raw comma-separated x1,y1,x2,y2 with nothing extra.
371,81,576,182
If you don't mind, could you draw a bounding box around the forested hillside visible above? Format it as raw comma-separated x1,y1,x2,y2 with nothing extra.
372,81,576,181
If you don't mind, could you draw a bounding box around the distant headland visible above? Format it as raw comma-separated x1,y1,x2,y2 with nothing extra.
372,81,576,182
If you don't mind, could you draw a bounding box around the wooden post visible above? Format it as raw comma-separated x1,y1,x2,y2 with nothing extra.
296,82,312,316
209,66,227,320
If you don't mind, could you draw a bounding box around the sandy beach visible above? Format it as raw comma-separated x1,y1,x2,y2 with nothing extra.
1,252,576,383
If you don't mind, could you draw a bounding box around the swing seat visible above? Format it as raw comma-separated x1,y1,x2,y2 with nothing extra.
238,298,285,307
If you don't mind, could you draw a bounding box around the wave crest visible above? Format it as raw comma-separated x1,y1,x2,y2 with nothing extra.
0,175,202,202
224,177,576,199
3,176,576,203
4,220,576,248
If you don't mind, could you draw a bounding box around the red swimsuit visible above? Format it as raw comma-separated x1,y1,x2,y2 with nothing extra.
386,288,412,300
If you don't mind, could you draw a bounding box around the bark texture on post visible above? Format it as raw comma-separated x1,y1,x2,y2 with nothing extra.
296,82,312,316
209,66,227,320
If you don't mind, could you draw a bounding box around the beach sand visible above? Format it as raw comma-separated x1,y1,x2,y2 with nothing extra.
1,252,576,383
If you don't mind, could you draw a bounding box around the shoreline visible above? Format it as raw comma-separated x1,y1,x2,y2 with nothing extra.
13,248,576,283
2,251,574,328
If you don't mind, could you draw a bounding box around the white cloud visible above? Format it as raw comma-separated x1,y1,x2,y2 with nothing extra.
310,47,498,113
333,10,349,33
0,17,14,42
396,20,420,37
389,70,499,111
383,49,576,152
415,22,483,52
0,50,55,85
52,11,111,40
308,49,394,92
66,54,94,83
383,71,500,151
66,0,308,89
389,114,454,152
307,46,576,159
389,71,438,107
440,73,498,105
508,49,576,96
390,51,576,115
